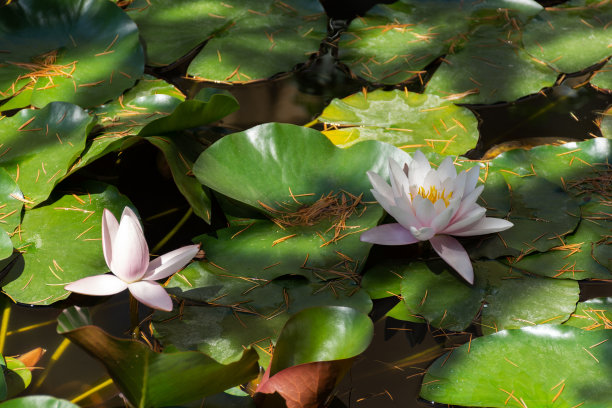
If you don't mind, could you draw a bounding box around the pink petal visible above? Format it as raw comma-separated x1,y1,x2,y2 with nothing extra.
429,235,474,284
449,185,484,224
389,193,422,229
144,244,200,281
110,208,149,282
409,226,435,241
431,199,460,232
371,188,397,217
128,280,173,311
451,217,514,237
65,274,127,296
462,165,480,196
360,223,419,245
408,150,431,187
389,159,410,198
101,209,119,270
413,196,436,225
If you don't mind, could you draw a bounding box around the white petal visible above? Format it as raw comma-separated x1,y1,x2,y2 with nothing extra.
413,196,436,226
409,226,435,241
111,208,149,282
437,156,457,181
429,235,474,284
388,189,422,229
450,185,485,223
449,171,467,201
371,188,397,216
443,206,486,235
128,280,173,311
144,244,200,281
451,217,514,237
360,223,419,245
463,165,480,196
431,199,460,232
65,274,127,296
388,159,410,198
102,209,119,271
367,171,394,205
408,150,431,187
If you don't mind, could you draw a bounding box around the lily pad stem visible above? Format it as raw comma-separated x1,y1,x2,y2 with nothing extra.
129,293,140,339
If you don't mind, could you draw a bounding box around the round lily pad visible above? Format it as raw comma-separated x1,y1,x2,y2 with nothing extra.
318,89,479,154
187,0,326,83
0,168,23,233
1,182,133,305
425,25,557,104
0,102,95,205
523,1,612,74
0,0,144,108
591,60,612,92
421,325,612,407
126,0,273,66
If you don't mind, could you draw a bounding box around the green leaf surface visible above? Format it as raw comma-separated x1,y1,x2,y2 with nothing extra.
564,297,612,330
591,60,612,92
127,0,274,66
0,0,144,108
523,1,612,74
0,355,6,401
187,0,326,83
317,90,479,155
420,325,612,407
58,309,259,408
602,107,612,139
366,260,578,333
0,102,94,205
1,183,132,305
195,209,381,281
193,122,412,209
0,168,23,232
269,306,374,376
425,25,557,104
0,396,79,408
4,357,30,398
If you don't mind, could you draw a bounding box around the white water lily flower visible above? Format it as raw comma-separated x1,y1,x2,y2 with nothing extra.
65,207,199,311
361,151,513,284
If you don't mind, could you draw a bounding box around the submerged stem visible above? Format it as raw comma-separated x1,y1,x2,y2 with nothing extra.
129,294,140,339
0,297,10,354
151,207,193,254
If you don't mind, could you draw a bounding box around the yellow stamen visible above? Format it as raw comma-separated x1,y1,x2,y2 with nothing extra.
412,186,453,207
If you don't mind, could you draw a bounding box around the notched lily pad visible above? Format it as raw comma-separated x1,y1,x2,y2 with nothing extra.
0,0,144,108
1,183,132,305
564,297,612,330
317,89,479,155
0,102,95,205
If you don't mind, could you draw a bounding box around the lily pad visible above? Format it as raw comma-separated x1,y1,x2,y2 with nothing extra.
338,0,543,85
591,60,612,92
425,25,557,104
126,0,274,66
1,183,132,305
317,89,479,155
0,396,79,408
187,0,326,83
58,307,259,408
0,0,144,108
0,102,95,205
523,1,612,74
421,325,612,407
270,306,373,376
4,357,30,398
564,298,612,330
193,122,411,209
602,107,612,138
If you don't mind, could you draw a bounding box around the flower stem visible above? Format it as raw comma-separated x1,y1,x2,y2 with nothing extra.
151,207,193,254
129,294,140,339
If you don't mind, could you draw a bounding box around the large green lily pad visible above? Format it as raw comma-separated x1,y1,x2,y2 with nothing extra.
0,0,143,108
362,260,578,333
317,89,479,155
193,122,411,209
338,0,543,85
1,183,132,305
425,25,557,104
188,0,326,83
0,102,95,205
0,396,79,408
127,0,274,66
421,325,612,407
0,168,23,259
58,307,259,408
523,1,612,74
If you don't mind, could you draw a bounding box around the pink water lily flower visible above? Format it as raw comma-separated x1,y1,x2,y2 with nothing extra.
361,151,513,284
65,207,199,311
